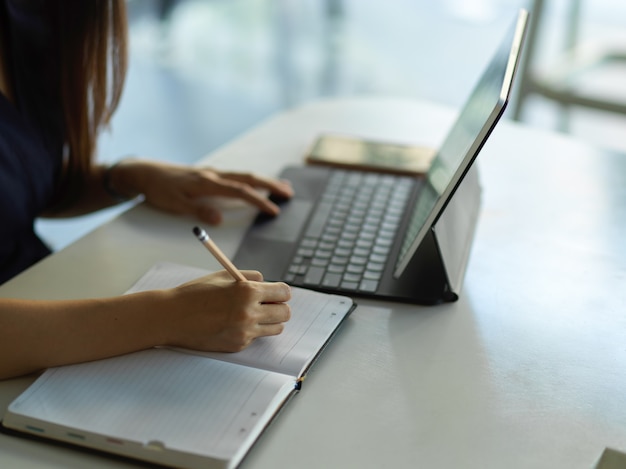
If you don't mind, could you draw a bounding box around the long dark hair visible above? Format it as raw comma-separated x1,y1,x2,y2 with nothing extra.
55,0,128,206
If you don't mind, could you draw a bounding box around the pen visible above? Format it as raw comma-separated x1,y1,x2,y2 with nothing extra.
192,226,247,282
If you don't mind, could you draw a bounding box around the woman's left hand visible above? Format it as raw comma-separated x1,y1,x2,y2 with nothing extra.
110,160,294,224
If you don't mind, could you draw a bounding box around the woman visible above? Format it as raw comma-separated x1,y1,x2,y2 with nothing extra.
0,0,293,379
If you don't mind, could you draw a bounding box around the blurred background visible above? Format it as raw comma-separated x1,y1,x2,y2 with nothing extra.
37,0,626,250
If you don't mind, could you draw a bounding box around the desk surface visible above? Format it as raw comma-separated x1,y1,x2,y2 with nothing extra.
1,98,625,469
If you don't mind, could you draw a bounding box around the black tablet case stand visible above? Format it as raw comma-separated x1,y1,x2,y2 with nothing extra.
393,165,482,305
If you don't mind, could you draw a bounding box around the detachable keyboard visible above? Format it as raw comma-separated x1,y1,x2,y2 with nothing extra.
284,170,414,293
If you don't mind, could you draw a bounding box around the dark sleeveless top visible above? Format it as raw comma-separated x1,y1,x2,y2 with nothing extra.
0,0,64,284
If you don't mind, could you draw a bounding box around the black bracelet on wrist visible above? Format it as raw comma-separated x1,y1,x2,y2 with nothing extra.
103,161,131,202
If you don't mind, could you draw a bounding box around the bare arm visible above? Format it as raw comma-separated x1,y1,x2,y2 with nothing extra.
45,160,293,221
0,271,291,380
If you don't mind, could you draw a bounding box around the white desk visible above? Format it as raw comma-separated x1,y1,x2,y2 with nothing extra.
1,98,625,468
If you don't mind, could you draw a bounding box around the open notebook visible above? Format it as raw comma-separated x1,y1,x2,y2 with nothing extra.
2,262,355,469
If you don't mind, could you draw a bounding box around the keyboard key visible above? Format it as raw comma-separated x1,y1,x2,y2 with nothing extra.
311,258,329,267
327,264,346,273
305,202,333,238
288,264,307,275
300,238,318,248
347,264,365,274
343,272,361,282
363,270,382,280
361,223,378,233
297,248,315,258
330,256,349,265
328,217,345,227
373,245,390,255
314,249,332,259
353,247,370,257
303,266,325,285
341,281,359,291
359,279,379,292
349,255,367,265
322,273,342,288
369,253,387,264
335,202,351,212
381,221,399,231
338,239,355,249
366,262,385,272
334,247,351,257
356,239,373,249
374,237,392,247
365,215,382,225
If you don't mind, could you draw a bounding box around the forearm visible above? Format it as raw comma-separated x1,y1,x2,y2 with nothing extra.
0,272,292,380
42,161,141,218
0,291,173,380
43,159,293,221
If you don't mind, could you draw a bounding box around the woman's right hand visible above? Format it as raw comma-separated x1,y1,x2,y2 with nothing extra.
0,270,290,380
164,270,291,353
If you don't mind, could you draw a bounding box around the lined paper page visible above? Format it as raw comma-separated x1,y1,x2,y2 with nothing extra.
127,262,353,377
125,262,211,293
7,349,294,465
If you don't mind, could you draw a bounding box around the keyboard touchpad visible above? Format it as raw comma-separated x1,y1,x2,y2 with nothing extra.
250,200,312,242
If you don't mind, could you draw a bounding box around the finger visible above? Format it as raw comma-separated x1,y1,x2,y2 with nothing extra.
259,282,291,304
257,302,291,325
198,177,282,216
194,201,223,225
255,322,286,338
215,171,294,198
146,189,195,217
